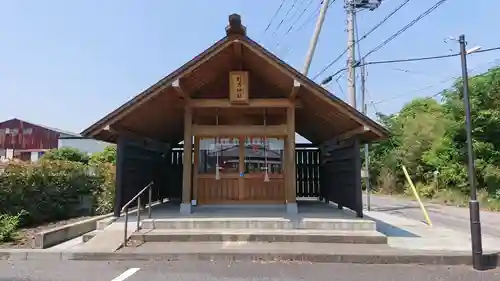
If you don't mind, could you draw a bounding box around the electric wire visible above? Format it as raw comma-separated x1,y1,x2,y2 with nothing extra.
271,0,301,37
361,0,449,60
312,0,413,80
260,0,287,41
280,1,323,57
275,0,315,49
361,46,500,66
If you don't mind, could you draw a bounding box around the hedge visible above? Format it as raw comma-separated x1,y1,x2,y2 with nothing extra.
0,160,115,229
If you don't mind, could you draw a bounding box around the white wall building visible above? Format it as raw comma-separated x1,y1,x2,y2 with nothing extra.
58,136,112,156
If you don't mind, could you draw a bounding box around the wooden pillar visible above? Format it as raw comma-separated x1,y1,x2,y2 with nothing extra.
193,136,200,204
238,136,245,200
286,106,297,213
181,106,193,214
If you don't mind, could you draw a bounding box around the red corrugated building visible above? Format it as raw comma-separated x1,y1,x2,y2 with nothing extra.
0,118,79,161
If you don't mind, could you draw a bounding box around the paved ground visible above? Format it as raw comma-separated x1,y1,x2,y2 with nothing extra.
0,260,499,281
367,194,500,237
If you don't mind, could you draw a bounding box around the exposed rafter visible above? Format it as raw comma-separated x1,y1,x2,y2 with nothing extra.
290,80,301,98
337,126,370,141
172,79,190,100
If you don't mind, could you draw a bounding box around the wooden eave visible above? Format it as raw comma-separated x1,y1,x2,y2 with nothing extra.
81,34,389,145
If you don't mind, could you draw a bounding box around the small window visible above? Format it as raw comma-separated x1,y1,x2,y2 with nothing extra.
10,128,19,135
5,128,10,134
0,129,5,135
23,128,33,135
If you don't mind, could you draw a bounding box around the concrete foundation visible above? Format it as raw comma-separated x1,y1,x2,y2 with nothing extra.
179,203,192,214
286,202,298,214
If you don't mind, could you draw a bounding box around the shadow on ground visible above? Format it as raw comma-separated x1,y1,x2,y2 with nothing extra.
364,216,420,238
372,206,422,212
483,252,499,270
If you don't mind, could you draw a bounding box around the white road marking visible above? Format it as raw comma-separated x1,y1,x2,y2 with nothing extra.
111,268,140,281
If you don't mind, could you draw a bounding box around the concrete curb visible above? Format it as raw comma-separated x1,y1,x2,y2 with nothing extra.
33,213,116,249
31,199,165,249
1,250,498,266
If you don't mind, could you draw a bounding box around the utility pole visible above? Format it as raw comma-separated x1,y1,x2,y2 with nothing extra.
302,0,330,76
360,58,371,211
346,0,356,107
459,34,483,271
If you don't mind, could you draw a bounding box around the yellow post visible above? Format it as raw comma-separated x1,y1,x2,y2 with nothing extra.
401,165,433,226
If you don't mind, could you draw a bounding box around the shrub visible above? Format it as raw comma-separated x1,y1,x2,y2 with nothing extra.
42,147,89,164
0,160,115,227
92,163,116,215
89,145,117,165
0,210,26,242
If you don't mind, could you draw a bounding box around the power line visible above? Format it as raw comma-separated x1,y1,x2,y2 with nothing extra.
322,46,500,85
312,0,412,80
271,0,301,37
274,0,315,49
362,46,500,66
280,1,323,57
260,0,287,40
371,57,500,105
362,0,449,60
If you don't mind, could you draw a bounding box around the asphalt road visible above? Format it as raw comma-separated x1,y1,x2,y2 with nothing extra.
0,260,499,281
367,194,500,237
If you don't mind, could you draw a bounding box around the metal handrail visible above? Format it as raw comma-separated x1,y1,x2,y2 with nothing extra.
121,181,154,246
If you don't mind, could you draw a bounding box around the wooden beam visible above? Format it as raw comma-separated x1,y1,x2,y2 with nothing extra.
172,79,190,100
190,98,301,108
103,124,155,144
337,126,370,141
192,124,287,137
290,80,301,98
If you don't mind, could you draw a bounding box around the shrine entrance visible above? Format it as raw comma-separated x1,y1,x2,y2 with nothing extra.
195,136,285,204
82,14,390,215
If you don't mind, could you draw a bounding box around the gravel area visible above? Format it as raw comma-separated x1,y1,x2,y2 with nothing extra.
0,216,91,249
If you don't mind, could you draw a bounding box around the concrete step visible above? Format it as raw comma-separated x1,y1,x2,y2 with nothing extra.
141,217,376,231
130,229,387,244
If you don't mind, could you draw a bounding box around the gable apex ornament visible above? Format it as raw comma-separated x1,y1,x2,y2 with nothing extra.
225,13,246,36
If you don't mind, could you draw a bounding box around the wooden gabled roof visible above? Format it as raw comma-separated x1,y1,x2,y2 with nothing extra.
82,14,389,145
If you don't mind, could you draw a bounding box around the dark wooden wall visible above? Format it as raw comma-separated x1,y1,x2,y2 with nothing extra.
319,137,363,217
113,136,171,216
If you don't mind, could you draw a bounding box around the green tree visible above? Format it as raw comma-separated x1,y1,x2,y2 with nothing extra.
41,147,89,164
89,145,117,165
369,65,500,205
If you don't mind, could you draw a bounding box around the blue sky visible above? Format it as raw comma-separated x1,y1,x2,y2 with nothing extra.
1,0,499,142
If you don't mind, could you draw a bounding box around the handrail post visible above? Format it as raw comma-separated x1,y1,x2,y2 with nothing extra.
124,208,129,246
137,197,141,231
148,185,152,219
120,181,154,247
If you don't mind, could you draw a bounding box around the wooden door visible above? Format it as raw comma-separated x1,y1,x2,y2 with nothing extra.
240,137,286,203
196,137,241,204
195,137,285,204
